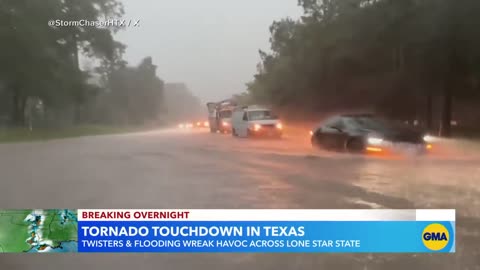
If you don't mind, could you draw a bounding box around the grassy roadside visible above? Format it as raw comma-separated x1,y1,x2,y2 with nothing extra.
0,125,148,144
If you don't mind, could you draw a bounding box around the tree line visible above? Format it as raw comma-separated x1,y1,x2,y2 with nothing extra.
246,0,480,136
0,0,200,129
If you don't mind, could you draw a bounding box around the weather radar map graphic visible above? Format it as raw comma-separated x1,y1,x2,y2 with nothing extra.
0,209,77,253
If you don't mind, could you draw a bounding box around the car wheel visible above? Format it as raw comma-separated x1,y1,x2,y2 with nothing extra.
345,138,364,153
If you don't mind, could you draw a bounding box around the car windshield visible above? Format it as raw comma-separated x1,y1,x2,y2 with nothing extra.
248,110,276,121
219,110,232,118
344,117,392,131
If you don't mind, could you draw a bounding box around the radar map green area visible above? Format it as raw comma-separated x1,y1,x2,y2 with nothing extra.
0,209,78,253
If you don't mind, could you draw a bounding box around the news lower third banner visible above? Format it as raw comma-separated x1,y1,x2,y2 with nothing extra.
0,209,455,253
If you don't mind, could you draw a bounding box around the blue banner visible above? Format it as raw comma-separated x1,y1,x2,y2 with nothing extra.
78,221,455,253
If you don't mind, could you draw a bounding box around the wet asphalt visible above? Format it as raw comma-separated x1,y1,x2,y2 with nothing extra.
0,128,479,269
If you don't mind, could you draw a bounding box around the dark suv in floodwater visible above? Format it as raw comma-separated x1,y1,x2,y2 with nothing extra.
310,114,434,155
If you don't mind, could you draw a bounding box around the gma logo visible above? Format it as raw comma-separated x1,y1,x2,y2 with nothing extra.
422,223,450,251
423,232,448,241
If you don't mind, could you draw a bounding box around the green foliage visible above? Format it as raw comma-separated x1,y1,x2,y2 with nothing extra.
0,0,124,127
249,0,480,135
90,57,166,125
0,125,142,143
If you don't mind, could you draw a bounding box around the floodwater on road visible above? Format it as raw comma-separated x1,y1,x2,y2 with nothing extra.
0,127,479,269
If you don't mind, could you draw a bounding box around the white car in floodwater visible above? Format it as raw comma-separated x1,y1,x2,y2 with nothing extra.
231,106,283,138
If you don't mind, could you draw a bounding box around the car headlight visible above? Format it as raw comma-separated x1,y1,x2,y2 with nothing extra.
253,124,262,131
423,135,434,142
222,121,229,127
276,123,283,129
367,137,384,145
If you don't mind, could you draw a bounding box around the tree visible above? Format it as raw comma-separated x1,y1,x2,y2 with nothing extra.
247,0,480,136
59,0,125,123
97,57,165,125
0,0,124,127
0,0,69,126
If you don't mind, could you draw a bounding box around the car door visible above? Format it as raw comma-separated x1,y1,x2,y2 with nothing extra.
240,112,249,137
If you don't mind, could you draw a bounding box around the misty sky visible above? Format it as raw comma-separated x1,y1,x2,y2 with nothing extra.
115,0,301,102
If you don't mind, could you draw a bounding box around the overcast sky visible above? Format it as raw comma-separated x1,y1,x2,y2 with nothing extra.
115,0,301,102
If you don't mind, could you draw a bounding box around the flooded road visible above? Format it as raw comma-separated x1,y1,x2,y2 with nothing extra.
0,128,479,269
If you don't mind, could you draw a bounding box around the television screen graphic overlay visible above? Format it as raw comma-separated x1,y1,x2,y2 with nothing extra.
0,209,455,253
